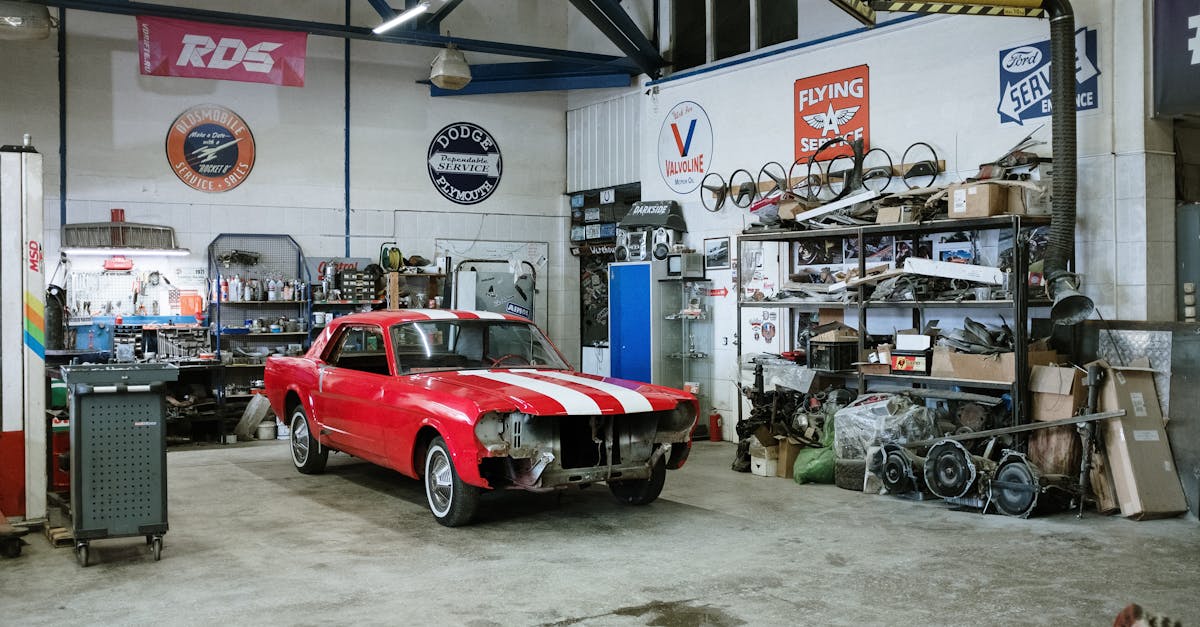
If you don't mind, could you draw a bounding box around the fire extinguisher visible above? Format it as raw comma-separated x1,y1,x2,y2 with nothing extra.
708,412,723,442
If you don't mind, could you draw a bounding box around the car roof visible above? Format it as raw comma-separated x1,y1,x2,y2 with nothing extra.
326,309,532,327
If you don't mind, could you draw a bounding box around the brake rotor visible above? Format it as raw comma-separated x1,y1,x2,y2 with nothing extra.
924,439,978,499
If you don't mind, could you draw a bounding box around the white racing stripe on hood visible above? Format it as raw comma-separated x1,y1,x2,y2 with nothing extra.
458,370,602,414
515,370,655,414
473,311,507,319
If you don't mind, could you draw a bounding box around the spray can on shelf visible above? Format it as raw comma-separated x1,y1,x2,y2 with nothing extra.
220,277,229,302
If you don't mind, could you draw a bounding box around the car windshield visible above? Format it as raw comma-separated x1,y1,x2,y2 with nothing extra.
390,319,570,374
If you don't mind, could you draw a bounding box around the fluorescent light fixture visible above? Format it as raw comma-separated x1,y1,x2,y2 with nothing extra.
62,246,192,257
373,2,428,34
0,1,52,40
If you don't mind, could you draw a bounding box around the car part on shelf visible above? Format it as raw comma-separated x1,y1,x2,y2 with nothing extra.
871,442,926,496
988,450,1075,518
700,172,727,212
924,438,994,500
788,157,820,202
729,169,757,208
757,161,788,199
899,142,939,189
860,147,894,192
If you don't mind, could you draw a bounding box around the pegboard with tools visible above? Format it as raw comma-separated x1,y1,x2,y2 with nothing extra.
67,265,208,319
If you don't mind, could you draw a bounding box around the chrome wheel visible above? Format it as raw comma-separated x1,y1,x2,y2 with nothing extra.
425,446,453,517
290,409,310,467
422,436,479,527
289,405,327,474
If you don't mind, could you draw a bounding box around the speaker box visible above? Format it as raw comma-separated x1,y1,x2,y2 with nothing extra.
652,228,675,260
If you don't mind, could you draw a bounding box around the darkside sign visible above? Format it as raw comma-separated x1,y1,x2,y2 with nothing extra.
1154,0,1200,116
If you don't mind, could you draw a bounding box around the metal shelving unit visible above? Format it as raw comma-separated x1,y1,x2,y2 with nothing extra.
207,234,310,417
736,214,1048,428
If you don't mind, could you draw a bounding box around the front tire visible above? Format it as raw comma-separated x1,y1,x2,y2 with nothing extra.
290,405,328,475
424,436,480,527
609,457,666,505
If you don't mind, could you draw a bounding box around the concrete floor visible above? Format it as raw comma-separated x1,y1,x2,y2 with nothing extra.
3,441,1197,625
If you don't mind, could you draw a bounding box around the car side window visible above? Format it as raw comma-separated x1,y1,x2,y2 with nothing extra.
327,325,391,376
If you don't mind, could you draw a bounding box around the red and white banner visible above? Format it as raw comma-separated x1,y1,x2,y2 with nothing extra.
136,16,307,87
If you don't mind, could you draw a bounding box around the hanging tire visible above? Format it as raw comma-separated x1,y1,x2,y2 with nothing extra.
424,436,480,527
290,405,328,475
834,458,867,491
608,457,666,505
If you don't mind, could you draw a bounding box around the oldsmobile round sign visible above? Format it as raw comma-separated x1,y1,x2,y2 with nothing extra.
165,104,255,192
427,122,502,205
658,101,712,195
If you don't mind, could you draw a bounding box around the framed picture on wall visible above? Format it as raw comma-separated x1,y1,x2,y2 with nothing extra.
704,237,730,270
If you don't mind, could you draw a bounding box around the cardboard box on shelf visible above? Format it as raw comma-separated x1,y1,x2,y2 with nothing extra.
948,182,1008,218
876,205,918,224
929,345,1056,383
1029,364,1086,421
776,437,804,479
1091,360,1188,519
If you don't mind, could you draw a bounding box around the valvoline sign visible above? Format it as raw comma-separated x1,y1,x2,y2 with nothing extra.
998,27,1099,125
658,101,713,195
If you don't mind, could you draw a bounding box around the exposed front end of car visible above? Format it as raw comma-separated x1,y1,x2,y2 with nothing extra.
473,402,697,491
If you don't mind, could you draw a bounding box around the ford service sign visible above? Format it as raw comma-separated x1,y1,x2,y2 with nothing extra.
998,27,1099,125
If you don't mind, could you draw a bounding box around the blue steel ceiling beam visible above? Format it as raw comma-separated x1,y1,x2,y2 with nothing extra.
567,0,664,78
27,0,639,71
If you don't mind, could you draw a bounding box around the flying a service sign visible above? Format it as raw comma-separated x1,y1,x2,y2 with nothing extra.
165,105,256,193
658,101,713,195
794,65,870,161
997,27,1100,125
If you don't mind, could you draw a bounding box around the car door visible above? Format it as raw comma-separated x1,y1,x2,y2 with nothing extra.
316,324,391,464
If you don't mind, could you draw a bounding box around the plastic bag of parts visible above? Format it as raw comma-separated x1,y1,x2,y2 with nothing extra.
832,394,936,460
793,446,835,484
760,358,816,393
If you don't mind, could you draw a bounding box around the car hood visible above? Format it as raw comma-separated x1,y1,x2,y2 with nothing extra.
421,368,687,416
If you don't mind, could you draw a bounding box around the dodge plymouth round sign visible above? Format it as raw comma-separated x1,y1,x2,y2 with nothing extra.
427,122,502,205
165,104,256,193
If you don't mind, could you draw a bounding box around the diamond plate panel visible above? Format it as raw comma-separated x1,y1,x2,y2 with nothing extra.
1097,330,1172,417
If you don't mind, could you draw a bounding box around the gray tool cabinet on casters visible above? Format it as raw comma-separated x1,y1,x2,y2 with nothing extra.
62,363,179,567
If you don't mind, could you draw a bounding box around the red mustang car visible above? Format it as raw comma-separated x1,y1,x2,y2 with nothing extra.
264,310,697,526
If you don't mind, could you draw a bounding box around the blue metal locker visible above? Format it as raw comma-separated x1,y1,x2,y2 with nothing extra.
608,262,652,382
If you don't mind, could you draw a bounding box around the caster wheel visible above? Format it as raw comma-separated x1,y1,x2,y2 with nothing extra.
75,543,90,567
145,535,153,546
151,538,162,561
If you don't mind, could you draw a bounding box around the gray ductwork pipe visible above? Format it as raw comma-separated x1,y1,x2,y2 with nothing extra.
1043,0,1095,325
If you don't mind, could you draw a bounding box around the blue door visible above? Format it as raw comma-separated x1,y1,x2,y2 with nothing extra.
608,263,652,383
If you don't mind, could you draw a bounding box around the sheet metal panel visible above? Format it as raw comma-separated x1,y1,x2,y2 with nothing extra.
567,92,641,193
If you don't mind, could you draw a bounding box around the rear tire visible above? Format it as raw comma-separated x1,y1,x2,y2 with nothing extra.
290,405,328,475
609,457,666,505
834,458,867,491
424,437,480,527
